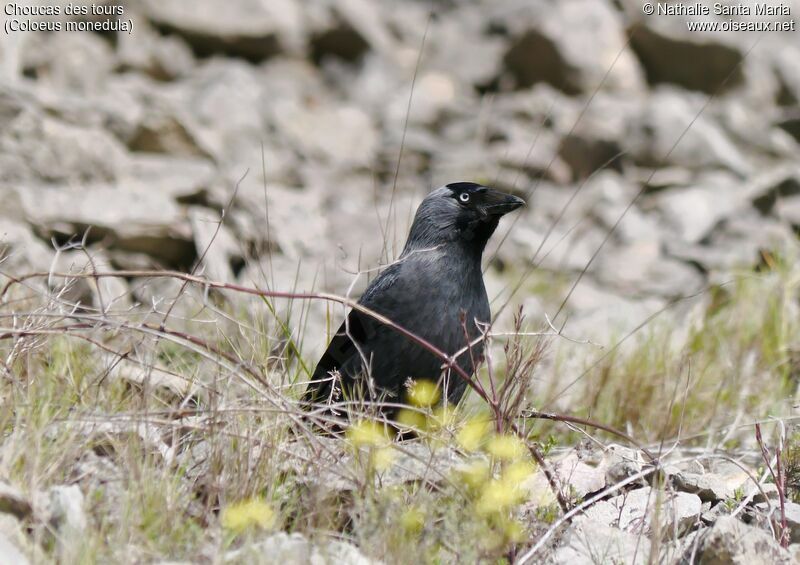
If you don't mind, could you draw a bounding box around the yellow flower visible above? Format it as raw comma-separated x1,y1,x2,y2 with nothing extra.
499,517,526,543
346,420,389,447
456,418,492,452
485,433,527,461
430,405,457,429
502,460,537,485
396,408,428,431
221,499,276,532
371,446,396,471
407,380,441,407
456,459,491,489
400,507,425,534
476,479,519,515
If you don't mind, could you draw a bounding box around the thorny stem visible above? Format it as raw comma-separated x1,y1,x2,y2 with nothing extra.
755,422,789,548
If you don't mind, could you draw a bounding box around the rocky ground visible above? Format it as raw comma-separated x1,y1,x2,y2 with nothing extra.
1,0,800,563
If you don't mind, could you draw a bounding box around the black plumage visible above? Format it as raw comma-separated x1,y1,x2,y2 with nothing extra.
303,182,524,417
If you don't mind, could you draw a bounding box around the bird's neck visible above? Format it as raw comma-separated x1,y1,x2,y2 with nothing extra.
401,217,499,260
400,228,496,273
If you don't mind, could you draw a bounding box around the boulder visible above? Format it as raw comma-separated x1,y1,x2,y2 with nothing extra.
772,501,800,544
581,486,701,539
45,485,87,534
694,516,793,564
552,519,651,565
653,171,748,243
0,483,32,520
672,472,736,503
224,532,379,564
117,12,196,81
494,0,644,94
20,31,115,94
15,183,196,270
139,0,302,60
628,18,746,93
623,89,749,175
0,110,129,183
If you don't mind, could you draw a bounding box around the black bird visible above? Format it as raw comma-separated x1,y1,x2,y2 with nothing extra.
303,182,524,418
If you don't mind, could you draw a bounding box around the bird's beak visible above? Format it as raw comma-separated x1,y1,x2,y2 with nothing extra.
481,189,525,217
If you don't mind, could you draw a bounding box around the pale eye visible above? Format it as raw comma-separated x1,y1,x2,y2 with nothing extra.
459,193,470,203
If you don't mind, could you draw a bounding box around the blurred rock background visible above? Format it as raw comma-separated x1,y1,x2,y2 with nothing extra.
1,0,799,368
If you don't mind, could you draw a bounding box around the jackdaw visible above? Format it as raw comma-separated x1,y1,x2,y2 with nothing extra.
303,182,524,418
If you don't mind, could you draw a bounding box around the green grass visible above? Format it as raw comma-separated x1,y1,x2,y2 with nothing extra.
533,251,800,449
1,249,799,562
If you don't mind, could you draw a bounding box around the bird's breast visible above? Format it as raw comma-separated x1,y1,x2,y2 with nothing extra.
399,256,489,353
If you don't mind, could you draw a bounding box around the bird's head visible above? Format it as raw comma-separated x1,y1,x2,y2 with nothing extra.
403,182,525,255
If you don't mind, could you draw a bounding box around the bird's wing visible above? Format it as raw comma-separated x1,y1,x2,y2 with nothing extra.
302,264,401,405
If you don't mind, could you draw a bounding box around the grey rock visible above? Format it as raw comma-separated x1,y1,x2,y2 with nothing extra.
700,502,732,527
0,220,55,273
189,207,243,284
45,485,87,534
672,472,735,502
558,132,624,182
0,483,31,520
0,10,23,83
16,183,195,269
180,60,267,161
224,532,380,564
741,164,800,215
694,516,793,564
0,511,42,562
128,276,192,313
634,166,695,192
0,532,28,565
717,98,799,158
0,110,129,183
778,111,800,144
140,0,301,60
270,99,377,168
123,154,220,206
555,282,668,345
53,420,174,463
34,74,148,145
628,17,745,93
495,0,644,94
20,31,115,94
653,171,750,243
511,212,606,273
234,183,327,260
491,123,571,185
663,529,703,564
599,445,645,487
383,70,462,128
128,101,211,158
109,357,202,407
774,44,800,105
281,438,463,493
552,519,651,565
582,486,701,539
117,12,196,81
773,501,800,544
746,482,779,504
675,207,798,272
624,89,749,175
595,240,704,298
552,453,607,500
307,0,395,64
42,251,132,312
424,5,505,89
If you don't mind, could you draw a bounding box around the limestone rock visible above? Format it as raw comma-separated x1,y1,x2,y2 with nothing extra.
695,516,793,564
552,519,651,565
